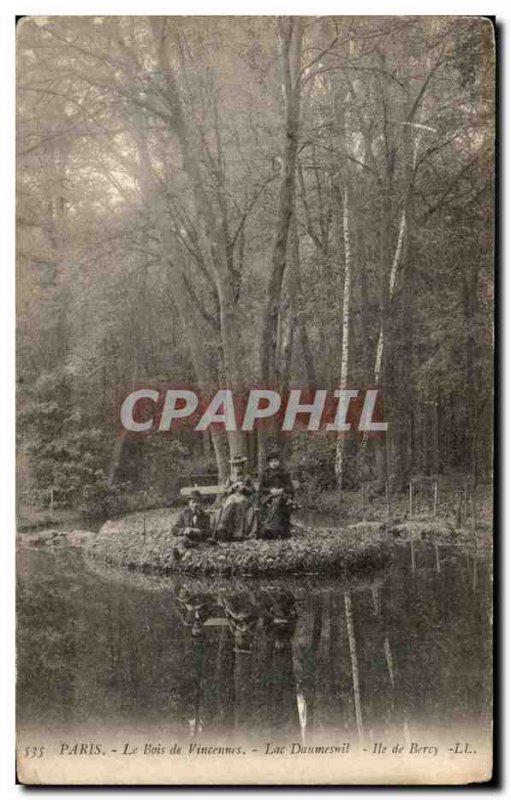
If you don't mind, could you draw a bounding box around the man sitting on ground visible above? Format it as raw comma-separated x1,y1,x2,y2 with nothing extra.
171,490,214,559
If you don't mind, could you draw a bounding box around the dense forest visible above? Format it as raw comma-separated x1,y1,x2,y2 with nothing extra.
16,16,494,516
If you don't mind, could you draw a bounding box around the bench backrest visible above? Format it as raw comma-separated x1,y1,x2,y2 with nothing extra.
180,479,299,497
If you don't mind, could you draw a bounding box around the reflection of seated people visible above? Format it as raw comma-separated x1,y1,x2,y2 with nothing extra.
221,590,260,653
216,455,256,542
261,589,298,647
171,581,233,737
173,583,216,638
261,590,301,736
172,491,214,559
173,587,211,737
220,589,260,732
258,451,295,540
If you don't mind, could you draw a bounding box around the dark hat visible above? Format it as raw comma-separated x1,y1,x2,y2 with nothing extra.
189,489,202,500
229,453,247,465
266,450,281,463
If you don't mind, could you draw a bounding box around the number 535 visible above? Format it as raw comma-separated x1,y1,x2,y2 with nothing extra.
23,746,45,758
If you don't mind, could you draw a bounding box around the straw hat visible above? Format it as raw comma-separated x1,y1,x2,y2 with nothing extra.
229,454,247,465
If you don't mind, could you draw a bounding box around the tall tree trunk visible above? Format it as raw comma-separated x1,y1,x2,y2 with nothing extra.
150,17,245,462
112,108,230,482
107,118,150,486
160,221,229,482
334,182,353,488
278,216,301,463
107,258,149,486
360,123,421,487
260,17,302,386
373,208,407,386
298,316,316,389
396,222,414,488
258,17,302,470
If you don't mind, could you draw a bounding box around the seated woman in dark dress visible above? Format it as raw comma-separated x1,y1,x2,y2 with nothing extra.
258,451,295,540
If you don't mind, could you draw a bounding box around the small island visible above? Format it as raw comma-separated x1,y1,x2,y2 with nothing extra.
88,508,393,576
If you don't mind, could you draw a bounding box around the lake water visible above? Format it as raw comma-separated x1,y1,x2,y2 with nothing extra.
17,538,492,750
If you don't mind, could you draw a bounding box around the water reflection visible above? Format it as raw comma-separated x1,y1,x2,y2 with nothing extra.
170,580,302,738
16,542,492,745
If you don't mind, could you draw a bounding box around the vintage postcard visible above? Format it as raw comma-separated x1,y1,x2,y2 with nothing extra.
16,15,494,785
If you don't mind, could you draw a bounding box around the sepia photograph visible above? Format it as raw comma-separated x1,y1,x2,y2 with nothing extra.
15,13,494,785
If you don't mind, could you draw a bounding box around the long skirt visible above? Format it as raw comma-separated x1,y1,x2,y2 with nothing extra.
216,493,255,541
258,495,292,540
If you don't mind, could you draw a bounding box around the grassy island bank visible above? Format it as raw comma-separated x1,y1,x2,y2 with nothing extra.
88,508,393,576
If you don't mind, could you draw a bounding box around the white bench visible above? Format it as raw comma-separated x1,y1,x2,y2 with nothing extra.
180,479,299,498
